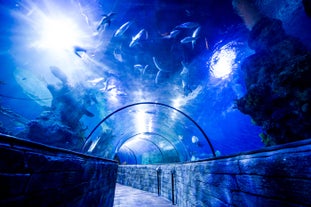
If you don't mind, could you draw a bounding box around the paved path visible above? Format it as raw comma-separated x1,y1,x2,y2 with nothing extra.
113,184,175,207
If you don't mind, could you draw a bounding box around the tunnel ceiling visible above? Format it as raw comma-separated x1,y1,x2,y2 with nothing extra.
0,0,310,164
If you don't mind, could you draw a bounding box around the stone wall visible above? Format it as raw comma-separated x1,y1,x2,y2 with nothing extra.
0,134,118,207
117,139,311,207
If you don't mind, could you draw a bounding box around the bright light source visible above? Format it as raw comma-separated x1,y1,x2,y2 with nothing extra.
35,17,81,50
209,42,237,79
13,1,93,54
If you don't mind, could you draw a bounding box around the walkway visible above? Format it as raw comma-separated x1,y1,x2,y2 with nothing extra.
113,184,175,207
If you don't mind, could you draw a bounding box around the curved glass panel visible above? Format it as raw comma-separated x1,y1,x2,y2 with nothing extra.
116,132,184,164
1,0,310,163
82,103,215,163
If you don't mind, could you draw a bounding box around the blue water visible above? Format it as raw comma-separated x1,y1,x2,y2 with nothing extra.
0,0,310,163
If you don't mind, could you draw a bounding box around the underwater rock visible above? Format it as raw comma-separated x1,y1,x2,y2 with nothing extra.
27,111,84,150
237,17,311,146
47,66,95,130
26,66,96,150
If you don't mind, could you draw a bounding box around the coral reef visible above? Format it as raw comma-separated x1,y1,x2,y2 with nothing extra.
27,66,95,150
236,17,311,146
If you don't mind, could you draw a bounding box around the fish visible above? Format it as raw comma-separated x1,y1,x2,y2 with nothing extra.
191,26,201,48
175,22,199,29
134,64,149,75
180,26,201,49
87,77,104,85
205,37,209,50
191,135,199,144
114,21,133,37
185,9,192,17
155,70,161,84
73,46,87,58
113,48,123,62
153,57,164,84
129,29,148,47
180,61,192,94
83,109,94,117
153,57,162,71
96,12,116,31
162,29,180,39
192,26,201,38
153,57,170,84
180,36,196,44
180,61,189,76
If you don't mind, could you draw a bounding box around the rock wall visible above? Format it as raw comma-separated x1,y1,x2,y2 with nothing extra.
117,139,311,207
0,134,118,207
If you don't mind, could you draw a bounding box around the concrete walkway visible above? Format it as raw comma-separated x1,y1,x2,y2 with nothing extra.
113,184,175,207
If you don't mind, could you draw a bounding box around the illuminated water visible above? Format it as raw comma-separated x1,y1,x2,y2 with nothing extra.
0,0,310,164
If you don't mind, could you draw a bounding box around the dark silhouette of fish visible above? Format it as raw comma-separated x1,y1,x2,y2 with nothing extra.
96,12,116,31
73,46,87,58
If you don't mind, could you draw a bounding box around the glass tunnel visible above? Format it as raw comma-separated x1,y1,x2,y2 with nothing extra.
83,102,216,164
0,0,311,164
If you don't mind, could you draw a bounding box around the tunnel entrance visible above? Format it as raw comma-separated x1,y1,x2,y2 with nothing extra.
115,132,181,164
82,102,216,164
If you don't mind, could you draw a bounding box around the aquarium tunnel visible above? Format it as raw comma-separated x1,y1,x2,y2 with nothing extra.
83,102,216,164
1,0,311,206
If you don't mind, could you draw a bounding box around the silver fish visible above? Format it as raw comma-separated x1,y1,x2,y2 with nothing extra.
192,26,201,38
152,56,170,72
114,21,133,37
180,36,196,44
175,22,199,29
134,64,149,75
153,57,167,84
180,26,201,49
163,29,180,39
129,29,148,47
191,26,201,48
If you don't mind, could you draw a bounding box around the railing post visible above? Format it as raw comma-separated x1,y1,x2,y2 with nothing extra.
156,167,162,196
171,168,176,205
